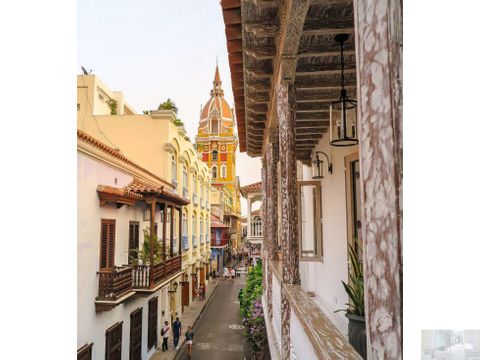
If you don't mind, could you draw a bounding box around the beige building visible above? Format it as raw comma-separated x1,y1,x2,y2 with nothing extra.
77,74,212,359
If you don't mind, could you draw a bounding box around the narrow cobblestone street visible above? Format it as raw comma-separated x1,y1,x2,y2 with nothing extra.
176,274,252,360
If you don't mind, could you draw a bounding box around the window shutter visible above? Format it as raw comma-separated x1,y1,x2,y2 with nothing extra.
77,343,93,360
128,222,139,264
101,221,108,269
148,297,158,349
129,308,142,360
107,221,115,269
105,322,122,360
100,219,115,270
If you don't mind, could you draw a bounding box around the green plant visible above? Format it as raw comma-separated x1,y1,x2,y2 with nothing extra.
174,118,184,127
129,228,163,265
239,261,267,355
158,98,178,113
336,237,364,316
107,99,118,115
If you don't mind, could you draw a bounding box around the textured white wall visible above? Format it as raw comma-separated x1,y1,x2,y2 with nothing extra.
298,134,359,335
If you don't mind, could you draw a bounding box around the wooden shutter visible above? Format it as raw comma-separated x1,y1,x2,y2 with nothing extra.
100,219,116,270
148,297,158,349
77,343,93,360
128,222,139,264
105,322,122,360
129,307,142,360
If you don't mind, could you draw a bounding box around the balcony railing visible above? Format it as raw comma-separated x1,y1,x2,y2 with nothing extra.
131,255,182,289
211,238,228,247
97,266,132,301
200,198,205,208
182,187,189,198
192,193,198,206
192,234,197,247
250,219,263,237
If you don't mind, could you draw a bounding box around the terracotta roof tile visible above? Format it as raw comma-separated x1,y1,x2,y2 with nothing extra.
240,181,262,196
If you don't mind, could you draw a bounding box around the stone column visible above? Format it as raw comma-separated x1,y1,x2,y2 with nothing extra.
261,162,269,297
354,0,403,358
277,82,300,360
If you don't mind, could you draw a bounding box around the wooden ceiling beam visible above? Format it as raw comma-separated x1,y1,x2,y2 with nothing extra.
297,49,355,58
227,39,243,53
295,120,329,128
244,22,279,37
296,61,356,75
262,0,312,154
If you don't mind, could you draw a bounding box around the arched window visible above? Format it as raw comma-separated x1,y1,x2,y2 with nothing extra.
212,150,218,161
192,173,197,195
182,166,188,190
220,165,227,178
183,211,188,236
211,118,219,133
211,166,217,179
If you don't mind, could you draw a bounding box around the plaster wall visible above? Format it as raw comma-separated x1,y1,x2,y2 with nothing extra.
77,152,170,360
290,310,318,360
298,134,359,335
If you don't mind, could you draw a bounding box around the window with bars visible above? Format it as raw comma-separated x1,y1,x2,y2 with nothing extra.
129,307,142,360
128,221,140,264
105,322,122,360
77,343,93,360
100,219,115,270
148,297,158,349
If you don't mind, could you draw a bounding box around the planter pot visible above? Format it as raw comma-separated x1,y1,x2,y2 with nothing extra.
345,313,367,359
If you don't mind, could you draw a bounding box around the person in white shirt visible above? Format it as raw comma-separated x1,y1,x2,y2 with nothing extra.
161,321,170,352
230,267,235,281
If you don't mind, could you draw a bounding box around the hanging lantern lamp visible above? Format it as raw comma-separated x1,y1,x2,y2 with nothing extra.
330,34,358,146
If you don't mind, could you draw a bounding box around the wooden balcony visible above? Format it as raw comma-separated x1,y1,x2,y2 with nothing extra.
132,255,182,292
95,266,135,312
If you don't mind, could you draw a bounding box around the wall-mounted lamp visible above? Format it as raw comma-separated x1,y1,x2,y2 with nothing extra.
143,205,151,222
312,151,333,179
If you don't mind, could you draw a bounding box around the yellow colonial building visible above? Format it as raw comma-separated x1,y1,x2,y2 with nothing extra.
195,65,242,264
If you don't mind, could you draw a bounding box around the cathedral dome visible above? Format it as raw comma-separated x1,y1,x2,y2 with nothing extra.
198,64,234,135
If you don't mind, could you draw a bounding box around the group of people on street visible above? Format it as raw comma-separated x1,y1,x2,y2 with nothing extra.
160,317,195,358
223,266,236,280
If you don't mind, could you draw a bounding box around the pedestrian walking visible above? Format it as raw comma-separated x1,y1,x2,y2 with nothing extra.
172,317,182,350
202,283,207,299
198,284,204,301
161,321,170,351
230,267,235,281
185,325,194,359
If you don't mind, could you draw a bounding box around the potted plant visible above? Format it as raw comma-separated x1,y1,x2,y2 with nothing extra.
336,237,367,359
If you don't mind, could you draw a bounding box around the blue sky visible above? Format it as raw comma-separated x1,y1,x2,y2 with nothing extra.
78,0,261,213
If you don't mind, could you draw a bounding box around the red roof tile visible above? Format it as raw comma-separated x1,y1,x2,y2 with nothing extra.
240,181,262,197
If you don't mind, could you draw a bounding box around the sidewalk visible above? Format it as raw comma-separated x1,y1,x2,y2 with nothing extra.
150,279,220,360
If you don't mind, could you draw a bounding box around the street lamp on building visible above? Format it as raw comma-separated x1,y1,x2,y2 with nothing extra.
312,151,333,179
